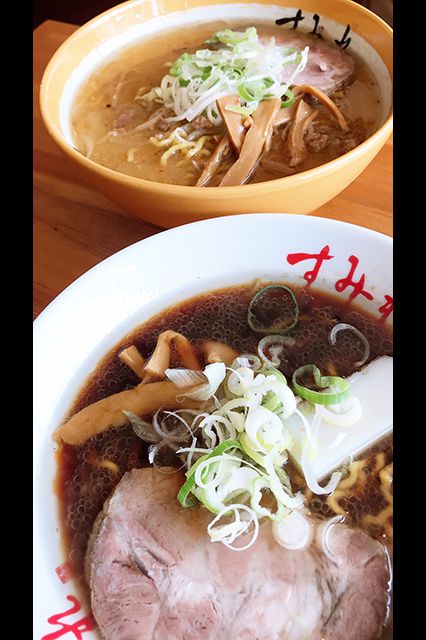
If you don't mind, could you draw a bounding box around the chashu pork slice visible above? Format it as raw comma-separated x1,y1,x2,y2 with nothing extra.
258,30,355,95
86,468,390,640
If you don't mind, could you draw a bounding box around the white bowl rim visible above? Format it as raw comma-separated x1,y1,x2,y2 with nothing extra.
34,214,392,331
33,213,392,639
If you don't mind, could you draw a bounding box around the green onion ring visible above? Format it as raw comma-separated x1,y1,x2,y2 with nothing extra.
281,88,295,108
247,285,299,334
177,439,241,507
292,365,350,405
238,83,258,102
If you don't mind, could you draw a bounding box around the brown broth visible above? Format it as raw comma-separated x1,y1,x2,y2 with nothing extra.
290,434,393,542
56,281,392,596
71,21,382,186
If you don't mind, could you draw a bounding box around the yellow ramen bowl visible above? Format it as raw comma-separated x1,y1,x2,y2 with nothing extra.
40,0,393,228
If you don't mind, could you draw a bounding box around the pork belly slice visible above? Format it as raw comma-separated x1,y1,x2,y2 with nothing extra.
86,468,389,640
259,30,354,95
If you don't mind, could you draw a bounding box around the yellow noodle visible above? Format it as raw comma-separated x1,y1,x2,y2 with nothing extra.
186,136,211,158
380,474,393,505
149,136,168,147
373,452,386,473
337,460,366,490
160,142,194,166
362,504,393,528
326,459,366,517
174,129,190,143
164,137,213,165
324,449,393,539
379,462,393,504
379,463,393,485
150,135,183,148
382,484,393,505
149,126,215,167
326,490,347,517
96,460,120,474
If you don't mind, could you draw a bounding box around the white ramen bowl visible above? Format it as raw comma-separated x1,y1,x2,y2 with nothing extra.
33,214,392,638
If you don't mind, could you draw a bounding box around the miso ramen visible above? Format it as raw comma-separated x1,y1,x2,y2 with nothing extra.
71,21,382,186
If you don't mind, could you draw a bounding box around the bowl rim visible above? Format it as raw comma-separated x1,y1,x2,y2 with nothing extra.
34,212,392,330
39,0,393,197
33,213,392,639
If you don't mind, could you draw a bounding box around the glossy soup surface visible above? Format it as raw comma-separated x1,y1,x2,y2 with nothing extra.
71,21,382,186
56,281,393,628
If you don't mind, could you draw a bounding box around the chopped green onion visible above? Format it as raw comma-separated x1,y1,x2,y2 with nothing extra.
261,364,287,384
238,78,276,103
239,432,267,467
197,464,259,513
201,66,212,80
177,439,240,507
262,391,283,413
281,88,295,108
292,365,350,405
237,83,258,102
263,77,275,88
251,476,287,520
205,27,258,46
161,341,362,552
170,53,193,77
261,366,287,412
138,27,309,126
247,285,300,334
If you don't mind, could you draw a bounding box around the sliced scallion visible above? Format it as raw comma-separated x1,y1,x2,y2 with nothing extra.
281,87,295,108
292,364,350,405
140,28,309,126
247,285,299,334
177,439,240,507
329,323,370,368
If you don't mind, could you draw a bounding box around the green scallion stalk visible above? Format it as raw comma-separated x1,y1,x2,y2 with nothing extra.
247,285,299,334
281,88,295,108
177,439,241,508
292,365,350,405
237,83,257,102
205,27,258,46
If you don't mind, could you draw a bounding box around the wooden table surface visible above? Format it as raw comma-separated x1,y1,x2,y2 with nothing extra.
33,20,393,320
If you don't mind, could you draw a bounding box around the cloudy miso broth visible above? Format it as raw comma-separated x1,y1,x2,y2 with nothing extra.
71,21,382,186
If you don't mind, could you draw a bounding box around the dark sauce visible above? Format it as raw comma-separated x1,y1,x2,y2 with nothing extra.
56,281,393,591
288,434,393,543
